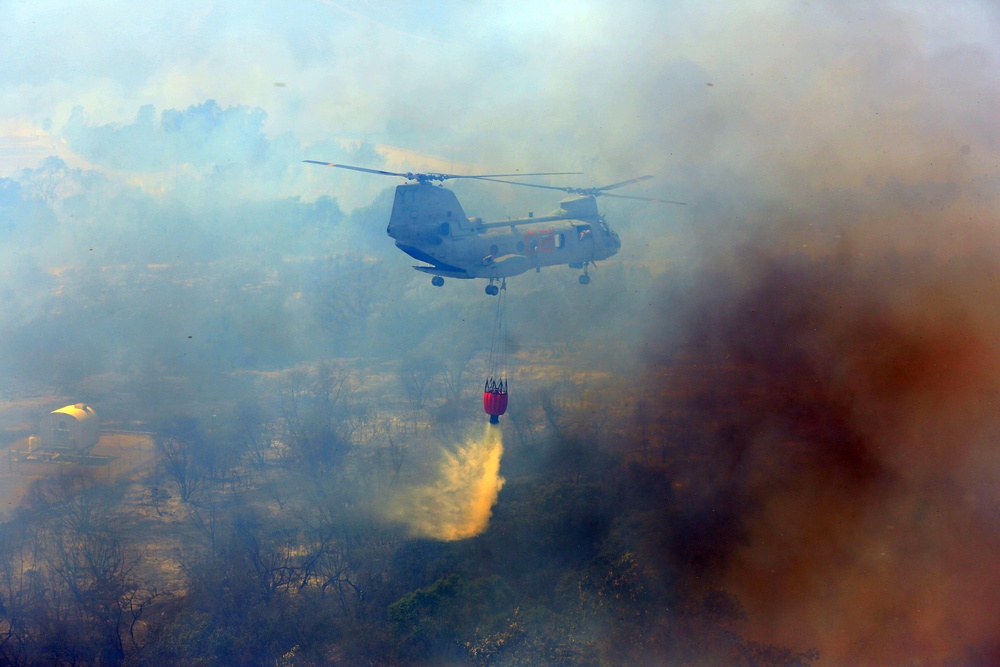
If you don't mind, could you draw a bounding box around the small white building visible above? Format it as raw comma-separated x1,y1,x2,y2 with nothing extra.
38,403,100,453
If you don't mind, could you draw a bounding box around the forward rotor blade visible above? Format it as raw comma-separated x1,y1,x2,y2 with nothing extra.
303,161,413,178
304,161,580,183
459,171,582,179
473,177,574,192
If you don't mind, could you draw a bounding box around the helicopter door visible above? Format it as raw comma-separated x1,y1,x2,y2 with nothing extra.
575,224,595,259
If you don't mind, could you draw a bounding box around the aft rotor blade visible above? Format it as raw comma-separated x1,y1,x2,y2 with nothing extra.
597,175,654,192
601,192,686,205
475,176,684,204
475,176,657,195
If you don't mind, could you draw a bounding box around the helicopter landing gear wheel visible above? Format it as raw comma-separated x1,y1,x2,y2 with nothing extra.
579,274,591,285
486,278,505,296
431,276,444,287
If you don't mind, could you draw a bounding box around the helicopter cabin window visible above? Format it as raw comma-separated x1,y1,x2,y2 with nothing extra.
578,225,593,241
554,233,564,249
516,240,525,252
525,230,555,253
439,222,450,236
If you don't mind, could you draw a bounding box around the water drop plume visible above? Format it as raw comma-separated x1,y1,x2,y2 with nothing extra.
389,423,505,541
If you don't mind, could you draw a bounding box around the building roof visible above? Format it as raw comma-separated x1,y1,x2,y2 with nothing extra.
50,403,97,422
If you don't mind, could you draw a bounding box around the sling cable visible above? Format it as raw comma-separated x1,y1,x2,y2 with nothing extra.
483,279,508,424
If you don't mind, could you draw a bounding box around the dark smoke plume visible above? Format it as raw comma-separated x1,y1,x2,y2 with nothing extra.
632,7,1000,659
643,198,1000,663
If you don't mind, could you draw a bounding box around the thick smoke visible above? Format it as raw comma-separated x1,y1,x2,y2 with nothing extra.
387,424,505,541
641,156,1000,664
627,6,1000,663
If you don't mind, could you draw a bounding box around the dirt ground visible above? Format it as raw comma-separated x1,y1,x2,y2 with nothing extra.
0,431,155,519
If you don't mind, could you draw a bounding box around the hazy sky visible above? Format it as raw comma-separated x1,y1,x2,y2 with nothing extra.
3,0,995,211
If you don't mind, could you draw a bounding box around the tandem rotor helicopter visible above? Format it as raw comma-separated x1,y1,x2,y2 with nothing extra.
303,160,685,295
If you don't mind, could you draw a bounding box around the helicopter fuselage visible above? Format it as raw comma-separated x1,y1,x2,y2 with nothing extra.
387,182,621,283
